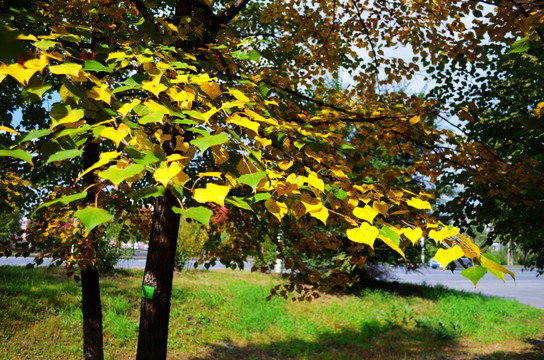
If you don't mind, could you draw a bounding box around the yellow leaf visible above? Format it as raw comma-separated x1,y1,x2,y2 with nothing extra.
245,109,279,126
202,107,219,123
255,136,272,148
381,236,406,261
229,88,250,102
6,63,37,85
212,146,229,165
409,115,421,125
118,99,141,117
106,52,131,61
406,197,432,211
275,182,298,197
264,198,288,221
51,107,85,128
353,205,379,223
291,200,306,219
200,82,221,100
373,201,389,216
301,192,323,213
194,183,230,207
76,151,120,182
197,172,222,178
279,160,293,171
307,172,324,193
0,63,7,83
481,255,515,282
309,205,328,224
0,126,18,134
330,168,348,181
403,227,423,245
25,55,49,73
88,84,112,105
49,63,82,77
153,162,182,187
429,227,459,244
17,34,38,41
433,246,464,270
458,234,481,259
142,75,167,97
100,124,131,148
228,115,260,134
346,222,379,248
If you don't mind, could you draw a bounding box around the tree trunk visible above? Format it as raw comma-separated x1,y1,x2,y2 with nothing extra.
81,266,104,360
136,189,180,359
81,141,104,360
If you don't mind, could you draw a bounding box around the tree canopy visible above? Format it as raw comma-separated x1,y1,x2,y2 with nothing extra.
1,0,539,358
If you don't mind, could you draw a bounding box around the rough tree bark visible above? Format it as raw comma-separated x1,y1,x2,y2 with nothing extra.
136,125,181,359
81,140,104,360
135,1,250,358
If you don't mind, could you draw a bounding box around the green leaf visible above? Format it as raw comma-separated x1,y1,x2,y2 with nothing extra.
83,60,114,73
36,192,87,211
46,149,83,163
461,266,488,287
249,193,272,202
26,84,52,99
74,207,114,234
125,147,160,165
0,149,33,165
258,82,269,97
172,206,214,226
190,132,230,153
98,163,145,186
33,39,56,50
226,197,253,211
138,111,167,124
128,186,165,201
18,129,52,143
509,36,530,53
379,225,400,246
237,171,267,190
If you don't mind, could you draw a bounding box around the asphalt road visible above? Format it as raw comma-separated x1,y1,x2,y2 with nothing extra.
1,256,542,309
390,266,544,309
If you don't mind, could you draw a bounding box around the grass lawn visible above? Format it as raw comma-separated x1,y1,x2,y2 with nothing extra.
0,266,543,359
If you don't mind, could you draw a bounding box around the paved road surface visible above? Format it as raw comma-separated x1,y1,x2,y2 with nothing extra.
1,256,542,309
390,266,544,309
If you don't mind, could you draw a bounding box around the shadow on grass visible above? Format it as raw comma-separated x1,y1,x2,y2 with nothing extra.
188,330,544,360
188,325,466,360
471,336,544,360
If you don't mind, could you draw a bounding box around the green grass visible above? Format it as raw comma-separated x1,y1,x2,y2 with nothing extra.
1,266,543,359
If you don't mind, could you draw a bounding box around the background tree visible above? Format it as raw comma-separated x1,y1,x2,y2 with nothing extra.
428,1,544,272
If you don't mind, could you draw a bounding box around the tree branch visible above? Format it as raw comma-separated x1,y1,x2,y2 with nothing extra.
216,0,251,27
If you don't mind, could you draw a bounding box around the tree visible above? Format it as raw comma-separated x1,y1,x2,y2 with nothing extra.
428,1,544,272
0,1,521,359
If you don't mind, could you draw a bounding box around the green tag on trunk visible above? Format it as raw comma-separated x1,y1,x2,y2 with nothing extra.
142,285,155,299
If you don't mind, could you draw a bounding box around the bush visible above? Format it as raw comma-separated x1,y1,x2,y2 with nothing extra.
175,218,207,271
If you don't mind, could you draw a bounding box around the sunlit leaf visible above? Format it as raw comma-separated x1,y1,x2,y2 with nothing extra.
153,162,182,187
353,205,379,223
433,246,464,270
46,148,83,163
461,266,488,287
0,149,33,165
346,222,379,248
98,163,145,186
238,171,267,190
194,183,231,207
173,206,214,226
190,132,229,153
264,198,288,221
74,206,114,234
